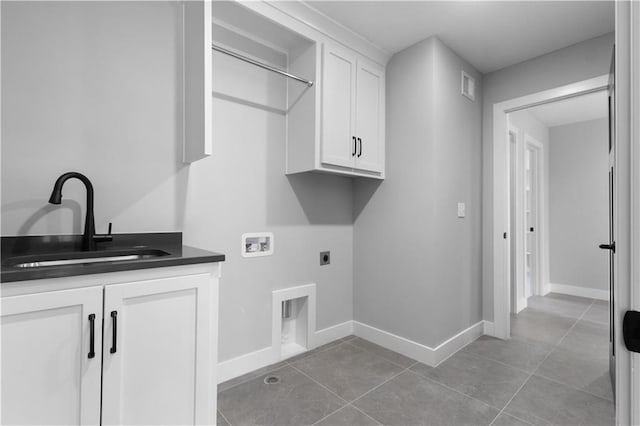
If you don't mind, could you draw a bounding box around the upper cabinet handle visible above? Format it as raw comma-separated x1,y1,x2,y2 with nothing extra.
352,136,357,156
88,314,96,359
357,138,362,158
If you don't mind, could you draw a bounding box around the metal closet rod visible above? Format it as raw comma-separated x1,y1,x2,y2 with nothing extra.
212,44,314,87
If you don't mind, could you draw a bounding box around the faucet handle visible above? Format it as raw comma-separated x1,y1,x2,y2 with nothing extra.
94,222,114,244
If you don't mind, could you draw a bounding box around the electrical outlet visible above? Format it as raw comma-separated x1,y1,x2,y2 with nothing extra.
320,251,330,265
457,202,466,218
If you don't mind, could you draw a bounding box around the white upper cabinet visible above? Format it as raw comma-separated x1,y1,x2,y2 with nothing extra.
354,58,385,174
185,0,387,178
293,41,386,179
321,43,357,169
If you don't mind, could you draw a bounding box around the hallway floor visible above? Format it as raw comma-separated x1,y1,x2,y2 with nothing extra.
217,293,614,426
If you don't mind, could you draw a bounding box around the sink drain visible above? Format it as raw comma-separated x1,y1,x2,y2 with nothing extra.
264,375,280,385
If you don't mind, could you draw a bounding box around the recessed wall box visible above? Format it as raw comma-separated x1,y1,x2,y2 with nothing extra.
461,70,475,101
242,232,273,257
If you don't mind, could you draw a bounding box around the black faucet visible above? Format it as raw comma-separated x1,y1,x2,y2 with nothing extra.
49,172,112,251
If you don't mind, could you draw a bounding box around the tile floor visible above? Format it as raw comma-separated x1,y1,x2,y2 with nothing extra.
217,293,614,426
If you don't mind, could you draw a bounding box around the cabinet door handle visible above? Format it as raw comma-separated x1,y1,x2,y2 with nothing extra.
357,137,362,157
110,311,117,354
88,314,96,359
352,136,357,156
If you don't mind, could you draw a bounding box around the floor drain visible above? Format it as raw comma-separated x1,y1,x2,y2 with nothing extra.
264,375,280,385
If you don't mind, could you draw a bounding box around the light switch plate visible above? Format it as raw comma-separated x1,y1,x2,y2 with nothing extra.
457,202,466,218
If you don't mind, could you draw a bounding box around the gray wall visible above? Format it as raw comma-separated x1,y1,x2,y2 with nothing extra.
183,50,354,360
1,1,186,235
482,33,614,319
353,37,482,348
1,1,354,363
549,118,608,290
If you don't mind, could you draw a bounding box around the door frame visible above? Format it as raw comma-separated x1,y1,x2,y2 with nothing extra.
492,74,609,341
623,0,640,423
508,122,521,313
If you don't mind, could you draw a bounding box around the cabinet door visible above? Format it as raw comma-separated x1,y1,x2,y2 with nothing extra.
321,43,356,169
101,274,214,425
1,287,103,425
354,58,385,173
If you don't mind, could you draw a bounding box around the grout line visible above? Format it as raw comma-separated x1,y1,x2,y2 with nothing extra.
217,409,232,426
405,368,505,413
349,404,384,425
489,411,536,426
347,367,409,406
287,363,351,405
457,346,537,376
491,297,595,425
532,371,614,403
310,405,349,426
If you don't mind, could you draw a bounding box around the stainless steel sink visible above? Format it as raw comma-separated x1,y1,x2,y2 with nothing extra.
4,249,170,269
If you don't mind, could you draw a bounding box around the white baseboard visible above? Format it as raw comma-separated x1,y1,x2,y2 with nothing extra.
217,346,274,384
483,321,495,336
314,320,354,346
217,320,354,384
548,283,609,301
352,320,484,367
218,319,487,383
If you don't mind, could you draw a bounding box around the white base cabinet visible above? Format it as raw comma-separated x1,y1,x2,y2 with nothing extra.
1,264,220,426
1,287,103,425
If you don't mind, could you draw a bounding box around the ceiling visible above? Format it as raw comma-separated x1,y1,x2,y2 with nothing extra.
524,90,608,128
303,1,614,73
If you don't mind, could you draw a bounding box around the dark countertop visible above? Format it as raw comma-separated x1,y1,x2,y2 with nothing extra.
1,233,225,283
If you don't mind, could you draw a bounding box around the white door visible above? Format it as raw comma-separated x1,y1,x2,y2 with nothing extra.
524,142,541,299
321,43,356,169
101,274,213,425
354,58,384,173
1,287,103,425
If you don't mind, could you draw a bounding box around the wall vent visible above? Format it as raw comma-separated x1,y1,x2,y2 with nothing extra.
461,71,475,101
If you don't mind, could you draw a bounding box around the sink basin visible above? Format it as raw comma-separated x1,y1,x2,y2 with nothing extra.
4,249,171,269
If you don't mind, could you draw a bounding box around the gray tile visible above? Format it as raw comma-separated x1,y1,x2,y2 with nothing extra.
558,319,609,358
583,302,609,324
347,337,416,368
526,295,591,319
217,365,344,426
536,347,613,401
218,361,288,393
315,405,381,426
291,342,403,402
510,309,576,345
462,336,552,373
504,375,615,426
353,371,499,426
411,351,529,409
217,411,229,426
491,413,532,426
